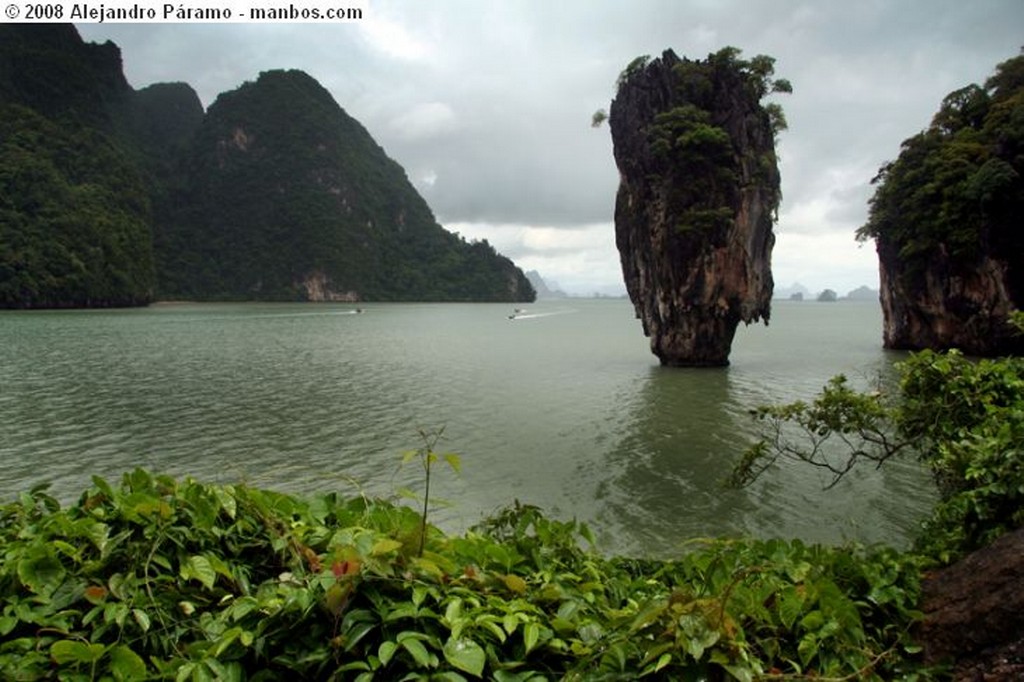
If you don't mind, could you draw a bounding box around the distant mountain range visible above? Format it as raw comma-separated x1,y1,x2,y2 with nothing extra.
525,271,568,299
774,283,879,301
0,24,534,307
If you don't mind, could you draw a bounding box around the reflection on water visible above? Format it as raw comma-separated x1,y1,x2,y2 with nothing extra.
0,300,935,556
592,361,935,558
591,366,759,555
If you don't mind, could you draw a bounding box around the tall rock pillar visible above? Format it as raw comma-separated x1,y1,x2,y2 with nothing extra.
609,49,784,366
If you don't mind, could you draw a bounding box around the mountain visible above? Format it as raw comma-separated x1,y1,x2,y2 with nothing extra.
774,282,811,300
161,69,533,302
0,25,534,307
0,24,155,308
844,285,879,301
525,270,567,299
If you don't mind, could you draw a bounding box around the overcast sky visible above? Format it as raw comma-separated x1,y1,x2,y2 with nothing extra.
80,1,1024,296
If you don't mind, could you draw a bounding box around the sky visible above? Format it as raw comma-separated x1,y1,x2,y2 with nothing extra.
79,1,1024,297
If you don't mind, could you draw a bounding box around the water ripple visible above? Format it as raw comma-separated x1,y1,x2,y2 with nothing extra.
0,301,934,555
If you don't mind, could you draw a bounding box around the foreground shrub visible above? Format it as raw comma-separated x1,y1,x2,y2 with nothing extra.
734,346,1024,565
0,470,928,680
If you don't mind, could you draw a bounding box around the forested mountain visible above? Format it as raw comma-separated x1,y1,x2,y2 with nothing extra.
161,69,533,301
858,51,1024,355
0,25,534,307
0,24,154,307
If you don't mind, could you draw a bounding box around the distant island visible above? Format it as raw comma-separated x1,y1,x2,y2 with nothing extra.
774,283,879,302
525,271,568,299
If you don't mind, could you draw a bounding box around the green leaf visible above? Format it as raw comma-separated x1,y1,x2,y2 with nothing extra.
91,475,115,498
723,663,756,682
175,662,196,682
183,555,217,590
444,597,463,625
378,641,398,666
797,633,819,667
131,608,151,633
50,640,106,664
523,622,540,654
443,637,486,677
443,453,462,473
214,485,237,519
109,645,148,681
214,626,244,657
17,545,65,595
433,672,469,682
778,586,804,629
371,538,404,556
400,637,434,668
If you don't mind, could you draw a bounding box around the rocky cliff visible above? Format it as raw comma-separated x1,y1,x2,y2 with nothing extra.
860,53,1024,356
608,49,785,366
877,240,1019,355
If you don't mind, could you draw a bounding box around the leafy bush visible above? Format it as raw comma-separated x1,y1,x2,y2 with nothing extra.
0,470,929,680
735,342,1024,564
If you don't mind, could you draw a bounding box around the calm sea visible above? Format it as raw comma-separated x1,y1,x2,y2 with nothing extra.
0,299,935,557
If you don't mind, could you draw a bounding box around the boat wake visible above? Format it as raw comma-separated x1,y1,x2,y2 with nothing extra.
508,309,577,321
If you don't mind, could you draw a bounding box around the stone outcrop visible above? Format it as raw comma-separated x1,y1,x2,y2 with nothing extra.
609,49,780,366
917,527,1024,680
877,239,1022,356
861,53,1024,357
301,271,359,302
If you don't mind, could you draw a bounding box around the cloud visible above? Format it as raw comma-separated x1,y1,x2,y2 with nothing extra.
773,231,880,295
447,222,623,296
388,102,458,141
358,15,434,62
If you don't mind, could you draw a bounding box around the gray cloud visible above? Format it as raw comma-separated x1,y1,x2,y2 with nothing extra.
78,0,1024,292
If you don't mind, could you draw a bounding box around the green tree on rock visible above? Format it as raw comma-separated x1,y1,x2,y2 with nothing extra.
857,50,1024,354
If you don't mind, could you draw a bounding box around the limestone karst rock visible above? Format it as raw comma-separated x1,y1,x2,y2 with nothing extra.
609,49,784,366
859,53,1024,356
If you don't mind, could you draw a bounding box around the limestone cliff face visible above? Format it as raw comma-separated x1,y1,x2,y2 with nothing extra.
609,50,780,366
877,238,1020,355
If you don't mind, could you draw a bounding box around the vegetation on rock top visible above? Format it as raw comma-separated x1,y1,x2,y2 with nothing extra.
857,50,1024,354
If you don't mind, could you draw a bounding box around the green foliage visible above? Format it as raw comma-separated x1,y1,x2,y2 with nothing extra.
399,427,462,557
898,349,1024,561
610,47,789,252
0,470,931,680
735,325,1024,563
615,55,650,90
0,104,155,308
